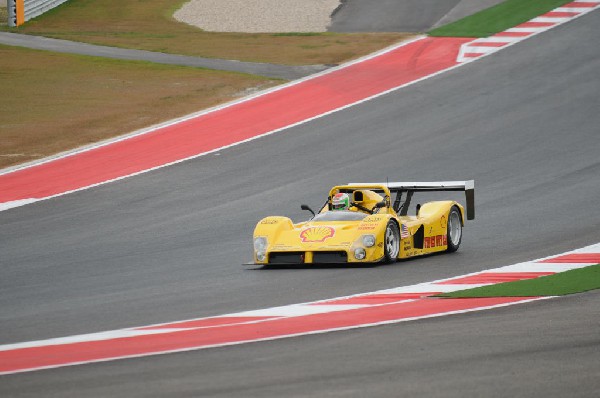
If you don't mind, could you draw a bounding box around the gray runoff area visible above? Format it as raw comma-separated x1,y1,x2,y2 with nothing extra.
0,32,327,80
0,0,506,78
329,0,506,32
1,8,600,398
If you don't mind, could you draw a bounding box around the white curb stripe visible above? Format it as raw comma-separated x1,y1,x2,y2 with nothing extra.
474,36,523,43
531,16,571,23
555,7,586,13
226,303,372,317
505,27,541,33
487,261,595,273
378,283,491,294
462,45,503,52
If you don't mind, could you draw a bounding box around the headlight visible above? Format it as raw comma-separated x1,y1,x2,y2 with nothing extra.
362,235,376,247
354,248,366,260
254,237,268,262
254,237,267,251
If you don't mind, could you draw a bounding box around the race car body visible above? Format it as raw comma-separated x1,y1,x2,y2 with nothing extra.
252,181,474,265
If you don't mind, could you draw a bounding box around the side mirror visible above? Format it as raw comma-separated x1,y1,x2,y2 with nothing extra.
373,201,386,209
301,204,316,217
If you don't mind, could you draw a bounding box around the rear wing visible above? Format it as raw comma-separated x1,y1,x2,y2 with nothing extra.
348,180,475,220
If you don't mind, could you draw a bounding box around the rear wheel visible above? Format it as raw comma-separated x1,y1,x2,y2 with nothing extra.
383,221,400,263
446,206,462,252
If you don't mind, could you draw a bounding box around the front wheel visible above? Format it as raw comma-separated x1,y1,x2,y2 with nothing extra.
446,206,462,252
383,221,400,263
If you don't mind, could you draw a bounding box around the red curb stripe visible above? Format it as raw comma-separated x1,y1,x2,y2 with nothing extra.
0,297,535,374
463,52,485,58
538,253,600,263
516,21,556,28
543,11,580,17
493,31,532,37
467,41,508,48
436,272,555,285
564,1,599,7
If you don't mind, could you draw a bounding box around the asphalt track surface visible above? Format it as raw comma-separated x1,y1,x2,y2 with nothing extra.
1,10,600,398
0,32,326,80
329,0,505,32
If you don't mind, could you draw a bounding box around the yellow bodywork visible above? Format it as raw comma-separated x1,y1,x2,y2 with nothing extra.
253,184,465,265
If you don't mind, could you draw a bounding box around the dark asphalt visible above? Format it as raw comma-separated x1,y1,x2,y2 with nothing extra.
1,9,600,398
329,0,505,32
0,32,327,80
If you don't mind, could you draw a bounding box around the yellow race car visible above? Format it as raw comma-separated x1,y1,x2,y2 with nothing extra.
252,181,474,265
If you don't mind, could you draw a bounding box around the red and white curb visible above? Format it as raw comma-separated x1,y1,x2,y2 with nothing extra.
457,1,600,62
1,243,598,376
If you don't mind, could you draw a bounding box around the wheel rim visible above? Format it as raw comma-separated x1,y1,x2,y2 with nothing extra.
449,211,462,245
385,224,399,258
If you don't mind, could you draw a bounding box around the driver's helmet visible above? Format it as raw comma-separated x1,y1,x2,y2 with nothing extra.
332,193,350,211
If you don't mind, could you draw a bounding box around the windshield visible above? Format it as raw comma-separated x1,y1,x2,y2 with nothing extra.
311,211,368,222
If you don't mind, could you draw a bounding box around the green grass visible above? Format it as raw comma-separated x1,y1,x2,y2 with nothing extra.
429,0,572,37
437,265,600,298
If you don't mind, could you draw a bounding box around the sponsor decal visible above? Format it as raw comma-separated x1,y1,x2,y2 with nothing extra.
441,215,447,229
358,222,379,231
260,219,279,225
300,226,335,243
424,235,448,249
436,235,443,247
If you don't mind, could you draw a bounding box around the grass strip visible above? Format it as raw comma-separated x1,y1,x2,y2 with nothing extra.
1,0,411,65
429,0,572,38
437,265,600,298
0,44,280,169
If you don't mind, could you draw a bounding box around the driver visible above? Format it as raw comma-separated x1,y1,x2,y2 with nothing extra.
331,193,350,211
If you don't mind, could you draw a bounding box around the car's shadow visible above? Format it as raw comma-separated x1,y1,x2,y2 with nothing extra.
245,252,446,270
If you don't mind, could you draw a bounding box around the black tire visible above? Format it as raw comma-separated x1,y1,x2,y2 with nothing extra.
383,221,400,263
446,206,463,252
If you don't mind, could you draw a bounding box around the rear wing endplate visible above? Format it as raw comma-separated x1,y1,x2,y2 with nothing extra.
348,180,475,220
